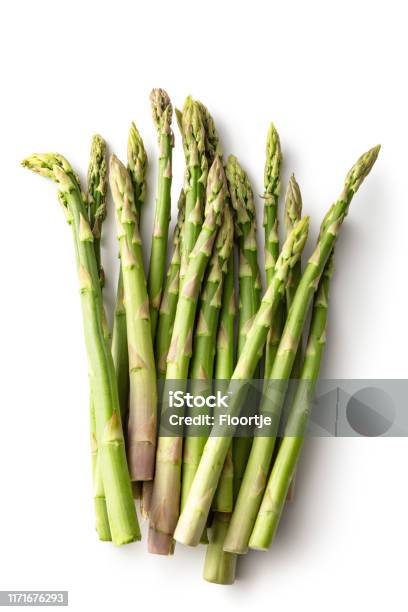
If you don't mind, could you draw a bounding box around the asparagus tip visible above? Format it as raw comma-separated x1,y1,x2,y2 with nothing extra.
87,135,107,198
284,173,302,234
149,88,173,135
343,144,381,197
127,123,147,200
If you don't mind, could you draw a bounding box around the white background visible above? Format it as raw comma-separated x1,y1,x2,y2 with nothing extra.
1,1,407,610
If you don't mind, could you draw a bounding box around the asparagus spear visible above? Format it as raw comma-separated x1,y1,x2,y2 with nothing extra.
142,191,185,520
179,97,207,286
110,154,157,482
223,145,380,555
22,153,140,545
226,155,262,357
155,190,185,378
204,253,238,584
166,158,227,381
283,174,303,501
90,283,113,541
212,254,235,513
263,123,282,285
284,174,303,373
174,216,310,546
181,204,234,509
111,124,148,422
225,155,262,499
86,135,111,540
249,253,334,550
263,124,283,378
148,157,228,554
148,89,174,337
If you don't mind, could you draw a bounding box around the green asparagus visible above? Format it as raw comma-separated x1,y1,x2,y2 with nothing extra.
110,154,157,482
148,89,174,337
178,97,207,286
86,135,111,540
23,153,140,545
143,191,185,520
226,155,262,356
204,253,237,584
181,204,234,509
148,156,228,554
155,190,185,377
111,124,148,423
212,253,236,513
174,216,310,546
283,174,304,501
225,155,262,500
284,173,304,378
249,253,334,550
111,272,129,422
263,123,283,377
223,146,380,555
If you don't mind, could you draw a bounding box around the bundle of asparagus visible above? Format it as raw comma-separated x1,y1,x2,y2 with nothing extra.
22,89,380,585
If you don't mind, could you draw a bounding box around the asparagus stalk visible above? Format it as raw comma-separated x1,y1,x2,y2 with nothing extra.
174,216,310,546
148,157,228,554
263,124,282,284
179,97,207,286
86,135,111,540
90,289,113,541
204,513,237,585
111,124,148,422
22,153,140,545
111,271,129,422
181,204,234,509
223,145,380,555
212,254,236,513
284,174,303,373
214,254,236,381
263,124,283,377
204,253,237,584
155,190,185,377
225,155,262,499
226,155,262,357
142,192,185,520
90,397,111,540
249,253,334,550
283,174,303,501
148,89,174,337
166,158,227,381
110,154,157,482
